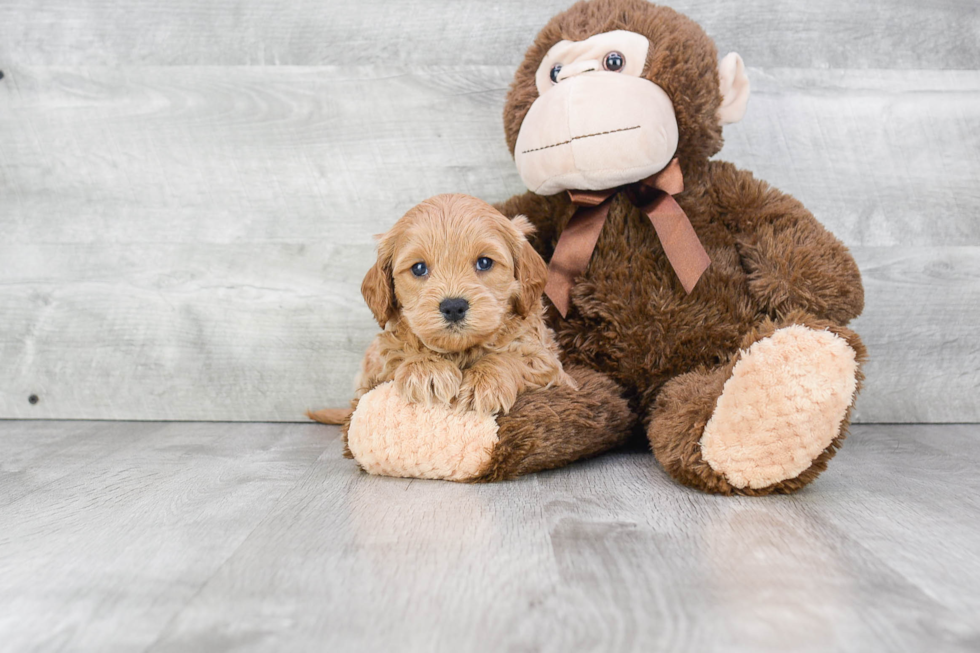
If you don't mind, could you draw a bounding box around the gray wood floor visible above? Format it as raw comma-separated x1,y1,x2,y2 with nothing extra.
1,421,978,652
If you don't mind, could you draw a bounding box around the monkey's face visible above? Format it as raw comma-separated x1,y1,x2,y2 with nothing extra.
509,4,752,198
515,30,679,195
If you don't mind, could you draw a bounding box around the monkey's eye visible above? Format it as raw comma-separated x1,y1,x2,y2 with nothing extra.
475,257,494,272
549,64,562,84
603,52,625,72
411,262,428,277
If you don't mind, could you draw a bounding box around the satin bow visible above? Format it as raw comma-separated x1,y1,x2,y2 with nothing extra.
543,158,711,317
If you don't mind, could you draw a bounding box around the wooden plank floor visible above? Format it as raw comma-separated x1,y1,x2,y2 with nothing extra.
1,421,978,652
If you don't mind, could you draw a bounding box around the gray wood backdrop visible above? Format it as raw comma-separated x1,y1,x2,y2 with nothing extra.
1,0,978,422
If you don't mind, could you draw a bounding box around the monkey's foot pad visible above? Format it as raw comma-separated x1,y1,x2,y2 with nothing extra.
347,382,498,481
699,325,859,489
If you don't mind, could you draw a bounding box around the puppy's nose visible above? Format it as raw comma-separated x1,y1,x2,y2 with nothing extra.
439,297,469,323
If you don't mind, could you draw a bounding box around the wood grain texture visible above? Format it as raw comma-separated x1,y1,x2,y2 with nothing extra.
1,65,978,420
3,66,977,247
0,420,146,507
850,247,980,423
724,69,980,248
0,422,329,652
0,0,977,69
0,421,977,652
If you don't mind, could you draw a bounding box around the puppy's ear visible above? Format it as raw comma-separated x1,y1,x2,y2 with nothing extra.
361,234,397,328
510,214,536,238
510,215,548,317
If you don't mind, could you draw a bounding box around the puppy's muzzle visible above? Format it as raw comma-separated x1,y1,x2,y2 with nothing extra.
439,297,469,324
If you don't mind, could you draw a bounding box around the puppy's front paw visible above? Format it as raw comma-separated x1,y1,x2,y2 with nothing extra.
458,365,519,415
394,357,462,406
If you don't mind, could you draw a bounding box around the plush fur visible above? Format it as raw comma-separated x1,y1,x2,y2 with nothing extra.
357,193,575,415
488,0,867,494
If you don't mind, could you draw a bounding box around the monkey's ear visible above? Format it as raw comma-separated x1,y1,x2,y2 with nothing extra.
717,52,750,125
511,217,548,317
361,236,397,328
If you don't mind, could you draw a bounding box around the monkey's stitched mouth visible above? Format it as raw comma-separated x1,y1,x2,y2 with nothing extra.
520,125,641,155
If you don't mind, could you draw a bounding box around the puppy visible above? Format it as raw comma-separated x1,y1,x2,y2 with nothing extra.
355,193,575,415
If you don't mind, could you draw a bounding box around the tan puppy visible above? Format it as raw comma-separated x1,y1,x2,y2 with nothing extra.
356,193,574,415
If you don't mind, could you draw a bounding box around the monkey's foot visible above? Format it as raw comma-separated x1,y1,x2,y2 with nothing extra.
699,325,859,490
346,382,498,481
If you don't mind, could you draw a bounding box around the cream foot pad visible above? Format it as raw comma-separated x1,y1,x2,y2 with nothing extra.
700,325,859,489
347,382,499,481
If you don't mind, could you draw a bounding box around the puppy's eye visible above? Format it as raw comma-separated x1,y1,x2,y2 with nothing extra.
411,262,428,277
550,64,562,84
475,257,494,272
603,51,625,72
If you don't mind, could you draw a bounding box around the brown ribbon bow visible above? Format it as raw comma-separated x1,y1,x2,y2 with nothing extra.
543,158,711,317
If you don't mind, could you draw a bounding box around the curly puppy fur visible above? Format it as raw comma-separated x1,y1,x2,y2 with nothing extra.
492,0,866,494
358,193,575,415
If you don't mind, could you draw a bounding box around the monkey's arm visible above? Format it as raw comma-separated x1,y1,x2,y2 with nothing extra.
709,161,864,325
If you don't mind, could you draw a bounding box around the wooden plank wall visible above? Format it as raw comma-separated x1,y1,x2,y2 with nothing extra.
0,0,977,422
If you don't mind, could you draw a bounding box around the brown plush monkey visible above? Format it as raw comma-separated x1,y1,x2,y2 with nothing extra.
341,0,866,495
